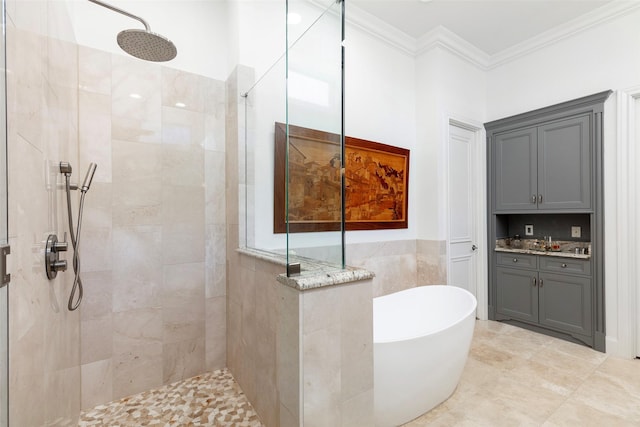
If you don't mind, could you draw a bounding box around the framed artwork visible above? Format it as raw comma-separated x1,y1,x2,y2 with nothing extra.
274,122,409,233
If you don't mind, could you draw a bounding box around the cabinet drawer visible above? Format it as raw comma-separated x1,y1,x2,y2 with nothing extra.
539,257,591,275
496,252,537,269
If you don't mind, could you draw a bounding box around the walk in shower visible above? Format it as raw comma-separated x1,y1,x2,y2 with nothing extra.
4,0,229,424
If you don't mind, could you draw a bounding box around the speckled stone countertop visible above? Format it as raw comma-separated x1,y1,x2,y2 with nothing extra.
495,239,591,260
237,247,375,291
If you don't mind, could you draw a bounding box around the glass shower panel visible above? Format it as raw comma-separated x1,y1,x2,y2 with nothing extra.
286,0,344,269
241,49,287,253
0,0,8,423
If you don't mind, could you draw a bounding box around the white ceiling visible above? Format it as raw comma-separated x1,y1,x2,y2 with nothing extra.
349,0,614,55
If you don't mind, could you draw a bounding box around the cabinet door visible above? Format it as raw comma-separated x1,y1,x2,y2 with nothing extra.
493,127,537,211
538,272,592,336
537,115,591,210
496,267,538,323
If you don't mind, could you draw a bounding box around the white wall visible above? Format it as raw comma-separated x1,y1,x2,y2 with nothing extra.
414,47,487,241
486,7,640,120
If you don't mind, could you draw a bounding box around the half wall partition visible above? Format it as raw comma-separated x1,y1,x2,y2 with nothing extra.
241,0,345,274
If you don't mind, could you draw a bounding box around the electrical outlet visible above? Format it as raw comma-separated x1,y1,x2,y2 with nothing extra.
571,226,581,238
525,224,534,236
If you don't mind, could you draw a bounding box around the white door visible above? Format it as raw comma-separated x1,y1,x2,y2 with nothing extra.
448,123,478,300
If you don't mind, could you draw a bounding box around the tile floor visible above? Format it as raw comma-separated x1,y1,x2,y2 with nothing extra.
79,320,640,426
405,320,640,426
78,369,264,426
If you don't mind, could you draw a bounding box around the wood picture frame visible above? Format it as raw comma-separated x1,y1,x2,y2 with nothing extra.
274,122,409,233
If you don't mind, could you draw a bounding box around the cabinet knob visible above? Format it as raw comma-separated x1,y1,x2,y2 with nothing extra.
513,258,518,263
532,277,537,287
539,278,544,287
561,263,567,268
531,195,537,204
538,194,543,203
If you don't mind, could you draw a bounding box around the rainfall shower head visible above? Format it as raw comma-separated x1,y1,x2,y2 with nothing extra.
88,0,177,62
117,29,177,62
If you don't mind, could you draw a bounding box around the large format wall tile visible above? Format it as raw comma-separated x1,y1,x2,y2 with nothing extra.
78,50,226,409
8,25,81,425
112,226,162,312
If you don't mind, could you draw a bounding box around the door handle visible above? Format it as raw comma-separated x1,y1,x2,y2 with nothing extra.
471,244,478,251
0,245,9,288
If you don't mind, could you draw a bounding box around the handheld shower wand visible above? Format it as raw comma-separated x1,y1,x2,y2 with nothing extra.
62,162,97,311
81,163,97,193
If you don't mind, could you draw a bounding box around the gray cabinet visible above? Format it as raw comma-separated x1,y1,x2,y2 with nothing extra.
487,90,611,352
495,254,592,340
538,272,591,336
494,127,537,211
493,114,591,212
496,266,538,323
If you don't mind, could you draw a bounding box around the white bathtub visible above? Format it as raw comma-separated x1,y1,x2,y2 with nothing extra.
373,285,477,427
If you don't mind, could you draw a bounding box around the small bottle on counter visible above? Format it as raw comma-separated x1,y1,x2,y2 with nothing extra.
512,234,522,249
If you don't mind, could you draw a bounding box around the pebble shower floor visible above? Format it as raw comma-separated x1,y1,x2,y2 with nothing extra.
78,368,264,426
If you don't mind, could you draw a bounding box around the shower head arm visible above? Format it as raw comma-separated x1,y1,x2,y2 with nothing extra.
88,0,150,31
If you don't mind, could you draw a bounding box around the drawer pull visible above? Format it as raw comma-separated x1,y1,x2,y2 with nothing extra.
513,258,518,263
540,279,544,287
561,263,567,268
532,277,537,287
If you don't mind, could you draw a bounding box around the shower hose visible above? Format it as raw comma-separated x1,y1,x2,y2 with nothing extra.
64,174,87,311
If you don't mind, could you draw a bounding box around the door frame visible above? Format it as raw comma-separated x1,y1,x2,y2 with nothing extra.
444,116,488,320
608,88,640,358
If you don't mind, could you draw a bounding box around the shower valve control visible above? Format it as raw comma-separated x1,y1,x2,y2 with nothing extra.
45,234,68,280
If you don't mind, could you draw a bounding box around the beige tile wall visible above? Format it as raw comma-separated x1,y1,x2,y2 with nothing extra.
346,240,418,297
7,26,81,425
78,46,227,408
300,280,374,427
346,239,448,298
417,239,447,286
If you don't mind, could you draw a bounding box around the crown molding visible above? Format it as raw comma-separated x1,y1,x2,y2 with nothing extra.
416,26,491,69
488,0,640,68
329,0,640,69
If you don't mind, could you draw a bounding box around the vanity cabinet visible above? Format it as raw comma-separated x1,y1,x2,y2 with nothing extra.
495,252,592,339
493,114,591,212
486,90,611,352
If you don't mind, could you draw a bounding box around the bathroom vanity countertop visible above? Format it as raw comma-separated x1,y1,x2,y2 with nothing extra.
494,247,591,260
495,238,591,260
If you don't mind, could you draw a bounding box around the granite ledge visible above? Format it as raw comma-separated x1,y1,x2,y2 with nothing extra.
276,267,375,291
236,247,375,291
236,247,288,266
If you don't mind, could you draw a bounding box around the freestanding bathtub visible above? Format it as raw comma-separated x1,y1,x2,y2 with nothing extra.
373,285,477,427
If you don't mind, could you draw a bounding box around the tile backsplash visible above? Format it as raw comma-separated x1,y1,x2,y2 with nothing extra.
500,213,591,242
